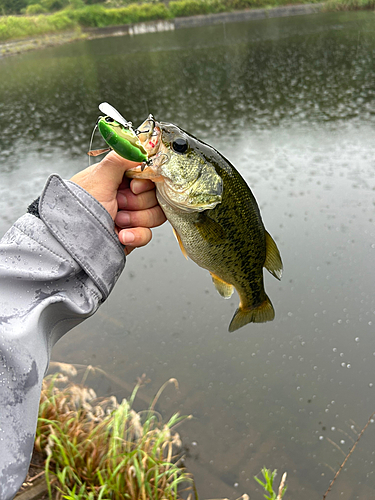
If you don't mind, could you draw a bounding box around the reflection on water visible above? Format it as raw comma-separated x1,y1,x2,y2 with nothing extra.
1,11,375,498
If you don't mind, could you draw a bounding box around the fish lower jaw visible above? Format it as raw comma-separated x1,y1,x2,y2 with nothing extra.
125,165,164,182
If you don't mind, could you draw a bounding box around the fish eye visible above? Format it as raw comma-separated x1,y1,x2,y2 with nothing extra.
172,137,188,154
105,116,115,123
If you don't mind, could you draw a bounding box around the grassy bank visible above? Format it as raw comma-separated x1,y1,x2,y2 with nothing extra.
1,0,375,43
0,0,316,42
0,10,78,41
323,0,375,9
34,373,196,499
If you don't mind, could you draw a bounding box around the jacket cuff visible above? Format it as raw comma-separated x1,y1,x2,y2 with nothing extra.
39,174,125,300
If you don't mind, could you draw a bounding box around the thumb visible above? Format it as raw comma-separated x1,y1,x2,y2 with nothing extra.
96,151,142,186
70,151,142,219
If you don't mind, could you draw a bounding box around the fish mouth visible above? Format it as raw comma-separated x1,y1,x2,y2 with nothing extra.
125,114,167,180
136,114,159,154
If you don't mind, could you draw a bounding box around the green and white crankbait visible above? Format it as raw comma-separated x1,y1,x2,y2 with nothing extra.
94,102,148,163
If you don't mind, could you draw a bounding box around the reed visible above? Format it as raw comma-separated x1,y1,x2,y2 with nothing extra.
254,468,287,500
35,373,195,500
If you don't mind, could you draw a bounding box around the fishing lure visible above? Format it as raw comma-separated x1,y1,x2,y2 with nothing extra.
90,102,148,163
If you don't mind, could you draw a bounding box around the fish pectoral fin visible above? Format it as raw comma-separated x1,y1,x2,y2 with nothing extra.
264,231,283,280
210,272,234,299
228,296,275,332
195,212,226,244
172,228,188,260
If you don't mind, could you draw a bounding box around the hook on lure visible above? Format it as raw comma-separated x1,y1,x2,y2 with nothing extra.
141,152,168,171
134,114,156,136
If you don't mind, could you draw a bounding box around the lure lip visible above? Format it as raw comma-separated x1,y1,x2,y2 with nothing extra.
98,102,133,128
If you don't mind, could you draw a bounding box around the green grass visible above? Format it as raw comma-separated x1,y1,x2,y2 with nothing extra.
35,374,195,499
32,369,289,499
66,3,172,27
0,11,78,41
323,0,375,9
254,468,287,500
0,0,323,43
1,0,375,42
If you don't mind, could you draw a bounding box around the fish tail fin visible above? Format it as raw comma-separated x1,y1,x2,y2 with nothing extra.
228,296,275,332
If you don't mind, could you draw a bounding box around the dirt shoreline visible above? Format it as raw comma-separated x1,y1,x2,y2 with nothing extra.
0,30,86,57
0,3,323,58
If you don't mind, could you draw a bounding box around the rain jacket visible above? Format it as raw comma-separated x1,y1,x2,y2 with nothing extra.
0,175,126,499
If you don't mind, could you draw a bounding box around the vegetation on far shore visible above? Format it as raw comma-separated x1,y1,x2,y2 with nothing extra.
1,0,374,44
324,0,375,9
0,0,313,43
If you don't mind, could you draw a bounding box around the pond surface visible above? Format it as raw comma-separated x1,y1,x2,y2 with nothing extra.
1,10,375,499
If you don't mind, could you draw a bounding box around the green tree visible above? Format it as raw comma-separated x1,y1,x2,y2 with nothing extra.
0,0,28,14
40,0,69,11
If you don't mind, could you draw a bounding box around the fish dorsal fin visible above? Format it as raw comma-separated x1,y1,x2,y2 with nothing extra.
172,228,188,260
210,272,234,299
264,231,283,280
195,212,226,244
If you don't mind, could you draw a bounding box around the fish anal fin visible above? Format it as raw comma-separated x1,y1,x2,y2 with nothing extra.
195,213,226,244
228,296,275,332
210,272,234,299
172,228,188,260
264,231,283,280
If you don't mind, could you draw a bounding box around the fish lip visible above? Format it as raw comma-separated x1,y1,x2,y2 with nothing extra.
126,116,165,179
125,159,165,181
136,115,161,157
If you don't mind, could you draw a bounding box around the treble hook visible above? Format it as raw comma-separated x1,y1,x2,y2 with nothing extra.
140,152,168,171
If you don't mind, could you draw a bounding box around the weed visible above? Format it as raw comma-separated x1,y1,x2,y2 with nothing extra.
35,373,195,500
254,468,287,500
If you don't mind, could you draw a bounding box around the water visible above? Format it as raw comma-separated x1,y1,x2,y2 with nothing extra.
1,11,375,498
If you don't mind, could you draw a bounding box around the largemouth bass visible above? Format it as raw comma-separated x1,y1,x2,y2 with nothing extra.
101,113,283,332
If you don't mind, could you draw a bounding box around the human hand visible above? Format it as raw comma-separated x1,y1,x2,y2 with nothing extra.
70,151,166,255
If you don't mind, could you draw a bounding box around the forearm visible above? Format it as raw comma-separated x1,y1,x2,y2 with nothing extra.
0,175,125,499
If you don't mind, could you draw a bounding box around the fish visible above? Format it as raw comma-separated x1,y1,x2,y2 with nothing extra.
123,116,283,332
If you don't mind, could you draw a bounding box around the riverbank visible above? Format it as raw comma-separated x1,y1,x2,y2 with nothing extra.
16,369,286,500
0,30,85,57
0,2,324,58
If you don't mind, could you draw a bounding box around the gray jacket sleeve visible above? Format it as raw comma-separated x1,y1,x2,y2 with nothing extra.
0,175,126,499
